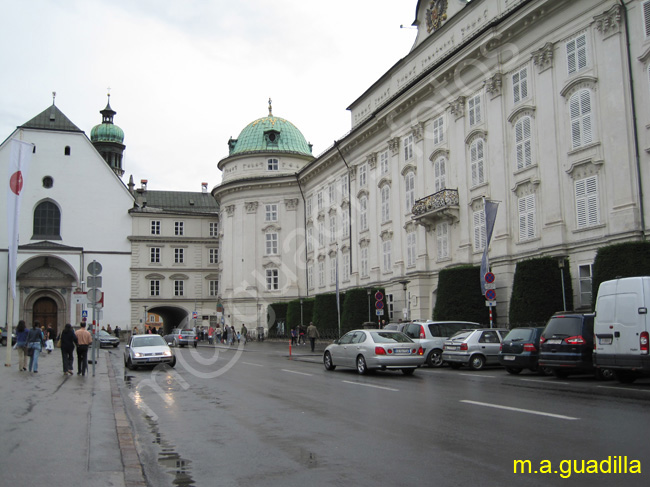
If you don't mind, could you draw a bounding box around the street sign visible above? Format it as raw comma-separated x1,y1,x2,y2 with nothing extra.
375,300,384,310
485,301,497,307
484,283,496,290
376,309,384,316
485,289,496,301
73,292,88,305
375,291,384,301
192,311,198,319
87,289,102,304
82,310,88,318
484,272,495,284
87,276,102,288
87,261,103,276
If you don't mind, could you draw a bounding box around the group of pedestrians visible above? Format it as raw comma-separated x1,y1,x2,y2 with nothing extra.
291,322,320,352
14,320,94,375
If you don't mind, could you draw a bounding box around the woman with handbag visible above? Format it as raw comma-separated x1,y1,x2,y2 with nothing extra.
26,320,45,373
14,320,29,371
59,323,77,375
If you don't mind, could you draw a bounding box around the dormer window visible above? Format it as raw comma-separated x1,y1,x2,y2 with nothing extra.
264,129,280,145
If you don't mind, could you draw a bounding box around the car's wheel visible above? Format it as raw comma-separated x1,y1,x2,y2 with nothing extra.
323,351,336,371
449,363,462,369
126,357,135,370
427,349,444,367
169,356,176,368
401,368,415,376
553,369,569,379
0,337,6,347
614,370,637,384
596,368,614,381
469,354,486,371
356,355,368,375
505,366,522,375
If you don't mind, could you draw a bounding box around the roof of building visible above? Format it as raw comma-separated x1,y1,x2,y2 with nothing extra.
91,96,125,144
20,104,83,133
131,190,220,215
227,99,312,157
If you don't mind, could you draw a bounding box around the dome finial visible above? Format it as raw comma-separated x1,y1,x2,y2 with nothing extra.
268,97,273,117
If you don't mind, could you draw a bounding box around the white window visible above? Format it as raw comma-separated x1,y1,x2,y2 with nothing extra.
518,194,536,241
360,247,369,277
174,280,184,296
329,214,337,243
360,196,368,231
575,175,599,228
307,226,313,252
512,67,528,104
150,280,160,296
267,158,279,171
436,222,449,260
318,261,325,287
174,248,184,264
473,209,486,251
329,183,336,206
468,93,482,126
209,280,219,296
317,191,323,211
209,248,219,264
644,1,650,38
318,221,325,247
382,240,392,272
359,164,367,187
570,89,593,149
566,33,587,75
308,265,314,289
174,221,184,236
403,134,414,161
387,293,394,320
341,210,349,238
265,204,278,222
330,256,337,284
380,150,389,175
406,231,416,268
579,264,593,306
342,253,350,282
470,139,485,186
306,196,313,216
515,116,532,170
381,186,391,223
341,174,349,198
434,157,447,192
266,269,279,290
209,222,218,237
151,220,160,235
405,172,415,212
432,116,444,145
150,247,160,264
265,232,278,255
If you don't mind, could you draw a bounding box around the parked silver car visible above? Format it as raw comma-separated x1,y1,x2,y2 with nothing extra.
403,321,482,367
442,328,509,370
124,334,176,370
98,330,120,348
323,329,425,375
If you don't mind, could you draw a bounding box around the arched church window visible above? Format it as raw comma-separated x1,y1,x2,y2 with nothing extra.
64,146,71,156
33,201,61,240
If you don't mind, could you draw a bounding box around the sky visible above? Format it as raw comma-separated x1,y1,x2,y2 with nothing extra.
1,0,417,192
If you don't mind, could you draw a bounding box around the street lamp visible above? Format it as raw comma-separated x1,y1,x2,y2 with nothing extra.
399,280,410,321
366,287,372,322
143,305,148,327
300,297,304,327
558,258,567,311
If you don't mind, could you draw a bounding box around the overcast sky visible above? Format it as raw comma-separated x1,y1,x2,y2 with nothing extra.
1,0,417,192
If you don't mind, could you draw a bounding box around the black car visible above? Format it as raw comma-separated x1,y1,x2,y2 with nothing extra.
499,327,549,375
538,313,611,379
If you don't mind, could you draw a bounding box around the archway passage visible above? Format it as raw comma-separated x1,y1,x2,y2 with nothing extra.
33,297,58,335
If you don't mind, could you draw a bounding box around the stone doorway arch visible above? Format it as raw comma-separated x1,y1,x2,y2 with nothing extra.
33,297,58,335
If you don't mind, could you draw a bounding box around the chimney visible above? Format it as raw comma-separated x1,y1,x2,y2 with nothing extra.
141,179,148,190
201,182,208,193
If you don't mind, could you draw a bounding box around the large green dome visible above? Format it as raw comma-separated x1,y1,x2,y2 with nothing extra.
228,102,312,157
90,98,124,144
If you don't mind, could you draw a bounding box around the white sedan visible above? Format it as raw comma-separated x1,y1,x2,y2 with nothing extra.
323,329,425,375
124,334,176,370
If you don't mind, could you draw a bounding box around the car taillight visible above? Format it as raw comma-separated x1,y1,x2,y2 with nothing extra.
460,343,468,351
419,326,426,339
565,336,585,345
417,347,424,355
523,343,536,352
178,334,182,339
641,332,649,355
499,344,503,351
375,347,386,355
540,336,546,344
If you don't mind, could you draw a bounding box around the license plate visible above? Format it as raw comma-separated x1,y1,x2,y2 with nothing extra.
446,346,458,351
599,337,613,345
394,348,410,354
503,355,515,361
546,339,563,345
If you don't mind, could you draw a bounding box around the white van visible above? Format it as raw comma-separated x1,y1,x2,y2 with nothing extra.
593,277,650,383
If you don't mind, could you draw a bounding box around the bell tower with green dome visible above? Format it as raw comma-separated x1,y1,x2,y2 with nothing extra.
91,94,126,177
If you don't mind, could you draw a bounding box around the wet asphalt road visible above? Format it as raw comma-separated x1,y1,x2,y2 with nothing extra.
109,343,650,487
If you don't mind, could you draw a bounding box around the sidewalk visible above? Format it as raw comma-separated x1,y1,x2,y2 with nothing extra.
0,346,145,487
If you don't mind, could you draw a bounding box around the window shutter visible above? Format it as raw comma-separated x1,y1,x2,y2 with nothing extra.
567,39,576,74
520,68,528,99
576,34,587,71
645,1,650,38
580,90,593,144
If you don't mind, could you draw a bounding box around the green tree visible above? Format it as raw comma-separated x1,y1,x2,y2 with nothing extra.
433,266,493,325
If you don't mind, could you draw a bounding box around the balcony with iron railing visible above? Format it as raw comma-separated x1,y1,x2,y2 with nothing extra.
411,188,460,230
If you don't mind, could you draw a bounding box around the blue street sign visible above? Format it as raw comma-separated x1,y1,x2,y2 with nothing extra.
82,310,88,318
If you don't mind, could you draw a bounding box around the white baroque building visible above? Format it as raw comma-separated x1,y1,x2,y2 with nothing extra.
214,0,650,326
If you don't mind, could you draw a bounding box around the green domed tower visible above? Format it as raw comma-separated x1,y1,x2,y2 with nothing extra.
91,94,126,177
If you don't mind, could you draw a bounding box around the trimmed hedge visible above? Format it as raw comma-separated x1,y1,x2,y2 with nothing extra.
341,287,386,334
509,257,573,325
433,265,494,325
592,241,650,307
286,298,314,331
312,293,343,331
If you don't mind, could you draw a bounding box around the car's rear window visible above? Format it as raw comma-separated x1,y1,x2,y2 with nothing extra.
132,336,166,347
542,317,583,337
429,322,480,337
504,328,534,341
370,331,413,344
180,330,195,335
403,324,421,339
448,330,472,341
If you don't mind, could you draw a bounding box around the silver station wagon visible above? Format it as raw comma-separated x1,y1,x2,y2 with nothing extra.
442,328,509,371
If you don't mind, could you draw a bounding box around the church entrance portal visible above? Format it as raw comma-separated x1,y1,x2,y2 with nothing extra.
33,297,58,335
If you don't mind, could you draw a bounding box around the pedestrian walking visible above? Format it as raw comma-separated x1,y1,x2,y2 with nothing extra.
208,325,215,345
240,324,248,346
45,323,55,353
114,326,120,338
216,325,222,344
26,321,45,373
290,327,297,346
75,322,92,376
14,320,29,372
298,325,306,345
306,322,320,352
59,323,77,375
